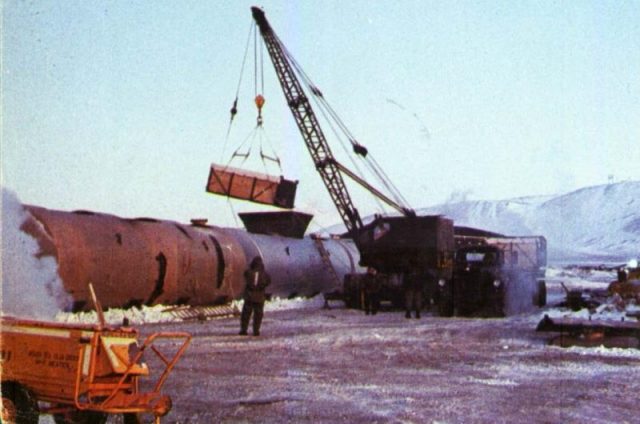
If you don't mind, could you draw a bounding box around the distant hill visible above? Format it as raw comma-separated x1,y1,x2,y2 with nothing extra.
321,181,640,264
419,181,640,263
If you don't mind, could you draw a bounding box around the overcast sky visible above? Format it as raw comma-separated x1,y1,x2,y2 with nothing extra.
2,1,639,229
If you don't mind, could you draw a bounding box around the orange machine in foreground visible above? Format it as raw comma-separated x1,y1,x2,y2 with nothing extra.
0,317,190,424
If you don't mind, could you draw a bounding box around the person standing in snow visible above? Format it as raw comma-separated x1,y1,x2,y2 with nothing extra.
362,267,381,315
239,256,271,336
403,263,425,319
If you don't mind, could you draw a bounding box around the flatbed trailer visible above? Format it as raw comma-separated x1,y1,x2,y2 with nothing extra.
0,316,190,424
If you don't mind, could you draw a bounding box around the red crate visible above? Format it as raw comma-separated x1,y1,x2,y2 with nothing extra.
206,164,297,209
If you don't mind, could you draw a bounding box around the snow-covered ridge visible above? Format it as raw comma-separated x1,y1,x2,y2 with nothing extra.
419,181,640,263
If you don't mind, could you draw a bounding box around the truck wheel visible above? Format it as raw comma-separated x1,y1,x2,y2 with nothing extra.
53,410,107,424
536,280,547,307
438,298,454,317
343,288,355,309
0,381,39,424
488,299,505,318
344,284,362,309
390,293,404,309
350,288,362,309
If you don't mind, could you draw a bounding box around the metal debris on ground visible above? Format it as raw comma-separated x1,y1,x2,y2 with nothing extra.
163,304,240,321
558,282,604,311
608,262,640,301
536,314,640,349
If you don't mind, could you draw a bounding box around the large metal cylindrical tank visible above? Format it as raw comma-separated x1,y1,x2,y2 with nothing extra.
23,205,361,311
25,206,247,310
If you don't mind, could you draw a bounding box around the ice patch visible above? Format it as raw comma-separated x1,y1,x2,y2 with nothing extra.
467,377,519,387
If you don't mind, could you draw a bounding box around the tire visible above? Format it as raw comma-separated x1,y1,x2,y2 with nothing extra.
343,287,356,309
53,410,108,424
123,413,142,424
536,280,547,307
0,381,39,424
343,279,362,310
488,296,505,318
390,292,404,309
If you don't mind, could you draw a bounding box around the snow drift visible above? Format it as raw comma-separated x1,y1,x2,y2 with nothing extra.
1,188,71,319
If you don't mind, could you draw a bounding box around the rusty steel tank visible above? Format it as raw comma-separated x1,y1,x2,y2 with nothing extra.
23,205,360,311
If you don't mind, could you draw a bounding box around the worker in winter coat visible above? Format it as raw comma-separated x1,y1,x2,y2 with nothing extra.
239,256,271,336
403,266,425,319
362,267,381,315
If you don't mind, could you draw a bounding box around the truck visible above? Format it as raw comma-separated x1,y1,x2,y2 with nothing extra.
437,234,547,317
0,316,190,424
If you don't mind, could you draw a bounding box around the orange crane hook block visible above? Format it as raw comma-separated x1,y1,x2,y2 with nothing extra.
255,94,265,110
206,164,298,209
255,94,265,125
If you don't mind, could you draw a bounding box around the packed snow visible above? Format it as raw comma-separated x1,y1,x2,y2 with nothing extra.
123,270,638,424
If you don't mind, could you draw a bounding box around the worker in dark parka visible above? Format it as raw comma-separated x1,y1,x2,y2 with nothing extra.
362,267,381,315
403,262,425,319
239,256,271,336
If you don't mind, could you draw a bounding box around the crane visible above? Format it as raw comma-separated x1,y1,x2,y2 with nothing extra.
250,7,454,274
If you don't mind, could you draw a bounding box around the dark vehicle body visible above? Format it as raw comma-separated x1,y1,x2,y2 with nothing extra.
356,215,455,276
441,245,505,316
344,229,547,318
437,235,547,317
344,216,455,308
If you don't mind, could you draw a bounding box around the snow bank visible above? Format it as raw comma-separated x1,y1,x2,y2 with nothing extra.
546,266,615,286
562,345,640,359
540,301,638,322
264,294,327,312
231,294,327,313
55,295,329,326
1,188,71,319
55,304,180,326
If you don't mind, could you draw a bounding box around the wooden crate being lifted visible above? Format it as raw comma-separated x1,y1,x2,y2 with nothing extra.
206,164,298,209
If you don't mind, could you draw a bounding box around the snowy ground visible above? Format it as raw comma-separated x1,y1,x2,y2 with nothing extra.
43,267,639,423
